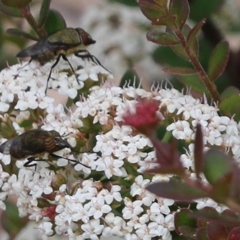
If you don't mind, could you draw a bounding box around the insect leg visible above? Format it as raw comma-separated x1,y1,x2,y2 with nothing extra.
61,55,80,85
45,55,62,93
75,50,111,74
50,153,89,168
23,157,37,170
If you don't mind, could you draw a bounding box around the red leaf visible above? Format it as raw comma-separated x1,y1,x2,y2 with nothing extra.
146,180,208,201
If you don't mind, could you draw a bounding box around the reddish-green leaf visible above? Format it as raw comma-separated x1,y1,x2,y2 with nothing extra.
178,226,196,238
138,0,168,21
169,0,189,29
221,209,239,232
0,2,22,17
175,208,197,235
168,24,199,60
220,86,240,100
221,209,238,221
170,43,189,60
6,28,39,41
206,222,228,240
210,172,232,203
152,14,177,27
196,228,209,240
203,149,233,185
208,41,229,82
187,19,205,56
147,30,180,45
194,124,204,179
192,207,240,227
162,66,198,75
38,0,51,28
1,0,31,8
146,180,208,201
187,19,206,45
228,227,240,240
219,94,240,121
154,0,168,9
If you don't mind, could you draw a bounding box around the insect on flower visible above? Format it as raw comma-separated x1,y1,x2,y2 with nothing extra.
16,27,110,92
0,129,87,168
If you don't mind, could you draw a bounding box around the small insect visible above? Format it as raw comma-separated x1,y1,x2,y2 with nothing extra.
0,129,87,168
16,27,110,92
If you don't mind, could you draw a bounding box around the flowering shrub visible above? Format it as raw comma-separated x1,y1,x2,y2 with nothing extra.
1,0,240,240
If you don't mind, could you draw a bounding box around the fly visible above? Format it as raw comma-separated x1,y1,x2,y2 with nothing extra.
16,27,110,92
0,129,88,168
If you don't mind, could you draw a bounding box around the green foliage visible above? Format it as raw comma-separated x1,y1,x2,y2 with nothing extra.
1,200,29,239
119,69,141,88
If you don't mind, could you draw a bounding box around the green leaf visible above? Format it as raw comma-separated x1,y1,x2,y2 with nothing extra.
169,0,189,29
170,43,189,61
107,0,138,7
203,149,233,185
1,200,29,239
189,0,225,22
6,28,39,41
221,86,240,100
187,19,206,45
137,0,168,21
170,24,199,59
208,41,229,82
119,69,141,88
147,31,180,45
43,9,66,36
1,0,31,8
219,93,240,121
187,19,205,56
176,74,208,95
0,2,22,17
162,66,198,75
146,180,208,201
38,0,51,28
174,208,197,235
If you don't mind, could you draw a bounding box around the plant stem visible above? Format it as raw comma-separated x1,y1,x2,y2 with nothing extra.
20,7,47,39
174,28,221,103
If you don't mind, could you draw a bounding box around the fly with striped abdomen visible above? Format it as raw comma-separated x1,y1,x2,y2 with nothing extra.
16,27,110,92
0,129,88,168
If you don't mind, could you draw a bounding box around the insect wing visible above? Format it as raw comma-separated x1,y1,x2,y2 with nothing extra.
0,139,13,154
16,40,48,58
20,130,51,154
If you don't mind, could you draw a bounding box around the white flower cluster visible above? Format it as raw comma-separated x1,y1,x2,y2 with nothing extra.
0,54,111,103
0,56,238,239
